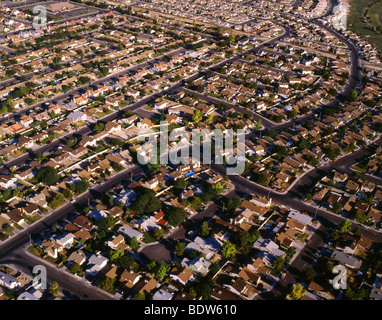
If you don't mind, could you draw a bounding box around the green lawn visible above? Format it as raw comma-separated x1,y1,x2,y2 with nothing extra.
142,232,157,244
347,0,382,52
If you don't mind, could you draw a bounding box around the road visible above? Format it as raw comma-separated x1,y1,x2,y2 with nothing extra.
0,164,143,299
0,0,375,300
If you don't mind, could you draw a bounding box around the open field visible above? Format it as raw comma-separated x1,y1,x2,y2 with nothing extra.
347,0,382,51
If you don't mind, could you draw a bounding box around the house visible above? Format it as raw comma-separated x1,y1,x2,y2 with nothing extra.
253,238,284,257
86,254,109,277
17,289,43,300
73,228,92,241
118,225,144,241
69,146,88,158
345,179,360,193
0,271,20,289
174,291,195,300
22,203,39,216
133,217,160,232
106,234,128,250
238,266,261,285
73,95,88,106
120,270,141,290
67,111,87,122
137,118,153,129
152,286,177,300
211,285,240,300
6,209,24,225
0,175,17,189
169,265,194,285
67,250,86,266
88,209,108,221
41,239,61,258
150,210,168,227
286,218,306,233
277,232,294,248
28,193,47,207
331,250,361,269
73,215,94,232
247,257,267,275
223,277,251,298
109,206,124,219
181,256,211,275
54,232,74,248
135,275,159,296
288,210,312,225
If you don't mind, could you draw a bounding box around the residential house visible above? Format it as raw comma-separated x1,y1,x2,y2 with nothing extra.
86,254,109,277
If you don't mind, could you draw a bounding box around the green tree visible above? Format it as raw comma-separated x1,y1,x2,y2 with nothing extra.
166,207,187,227
93,122,105,132
101,192,114,208
129,237,139,251
175,242,186,257
290,283,307,300
146,258,157,271
156,262,170,279
200,221,209,238
332,203,343,214
110,248,124,263
35,167,60,185
49,193,65,209
62,188,73,200
190,197,202,210
131,188,161,216
222,241,237,259
132,293,145,300
99,277,116,294
116,255,135,271
153,228,164,240
191,109,203,123
49,281,60,297
74,178,90,195
338,219,352,233
304,267,316,282
228,34,235,44
272,256,285,274
68,262,82,275
173,178,188,190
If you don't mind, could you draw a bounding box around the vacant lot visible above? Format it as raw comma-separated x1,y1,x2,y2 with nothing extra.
347,0,382,51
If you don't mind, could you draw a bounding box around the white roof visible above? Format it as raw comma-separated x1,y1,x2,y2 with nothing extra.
118,225,143,240
152,289,174,300
134,217,160,231
88,254,108,266
67,111,87,121
17,292,38,300
253,238,284,256
288,211,312,225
